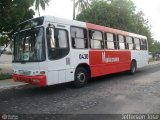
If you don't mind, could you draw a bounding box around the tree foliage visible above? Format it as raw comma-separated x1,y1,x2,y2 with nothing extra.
0,0,35,54
32,0,50,16
76,0,154,50
75,0,90,12
150,41,160,55
72,0,90,20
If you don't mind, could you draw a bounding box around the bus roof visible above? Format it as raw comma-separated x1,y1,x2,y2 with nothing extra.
37,16,147,39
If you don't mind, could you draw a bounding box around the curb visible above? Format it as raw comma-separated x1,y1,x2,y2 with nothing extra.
148,61,160,66
0,79,28,90
0,83,28,90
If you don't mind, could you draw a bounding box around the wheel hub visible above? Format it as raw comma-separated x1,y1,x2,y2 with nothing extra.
77,72,85,82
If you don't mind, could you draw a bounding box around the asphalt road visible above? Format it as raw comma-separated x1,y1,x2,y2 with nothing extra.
0,64,160,116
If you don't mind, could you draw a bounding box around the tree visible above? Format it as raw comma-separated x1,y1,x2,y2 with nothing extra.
75,0,89,12
72,0,89,20
76,0,154,50
32,0,50,16
0,0,35,55
150,41,160,56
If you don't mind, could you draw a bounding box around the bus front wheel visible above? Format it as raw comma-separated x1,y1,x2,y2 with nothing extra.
73,67,88,88
130,60,137,74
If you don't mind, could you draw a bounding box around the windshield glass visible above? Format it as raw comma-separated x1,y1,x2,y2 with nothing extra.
13,27,45,62
16,17,44,32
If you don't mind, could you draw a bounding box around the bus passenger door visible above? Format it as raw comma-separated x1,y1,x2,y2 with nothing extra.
46,23,71,85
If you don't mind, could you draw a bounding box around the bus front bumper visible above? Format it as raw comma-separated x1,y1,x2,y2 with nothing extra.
12,74,47,86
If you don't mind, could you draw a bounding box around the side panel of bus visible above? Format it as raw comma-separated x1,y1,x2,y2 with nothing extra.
141,50,149,67
131,50,143,68
89,50,131,77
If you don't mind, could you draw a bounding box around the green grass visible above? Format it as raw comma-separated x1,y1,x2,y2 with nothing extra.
0,73,12,80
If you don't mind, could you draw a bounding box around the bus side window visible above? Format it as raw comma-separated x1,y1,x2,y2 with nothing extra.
134,38,140,50
118,35,125,50
140,39,143,50
57,29,68,48
71,27,88,49
47,28,68,49
47,28,69,60
89,30,103,49
144,39,148,50
140,39,147,50
105,33,115,49
126,36,133,50
113,35,119,49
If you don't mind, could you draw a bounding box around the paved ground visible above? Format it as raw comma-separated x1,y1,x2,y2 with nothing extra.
0,63,160,115
0,79,27,89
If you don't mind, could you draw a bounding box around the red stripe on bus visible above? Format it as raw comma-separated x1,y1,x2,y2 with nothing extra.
89,50,131,77
86,23,129,36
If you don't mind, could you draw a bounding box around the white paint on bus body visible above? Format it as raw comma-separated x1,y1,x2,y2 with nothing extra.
12,16,149,86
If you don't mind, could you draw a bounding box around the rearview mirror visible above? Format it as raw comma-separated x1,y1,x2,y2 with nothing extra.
46,27,56,48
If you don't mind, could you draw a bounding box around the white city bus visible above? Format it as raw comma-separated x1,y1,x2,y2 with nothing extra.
12,16,148,87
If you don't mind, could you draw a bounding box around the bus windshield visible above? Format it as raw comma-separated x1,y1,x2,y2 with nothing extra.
13,27,45,62
16,17,44,32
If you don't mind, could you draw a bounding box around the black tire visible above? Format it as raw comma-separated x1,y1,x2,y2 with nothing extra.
130,60,137,74
73,67,88,88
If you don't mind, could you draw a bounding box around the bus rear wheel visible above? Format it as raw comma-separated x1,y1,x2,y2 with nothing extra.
130,60,137,74
73,67,88,88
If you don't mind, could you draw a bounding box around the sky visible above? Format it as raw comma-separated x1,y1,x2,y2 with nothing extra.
34,0,160,41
